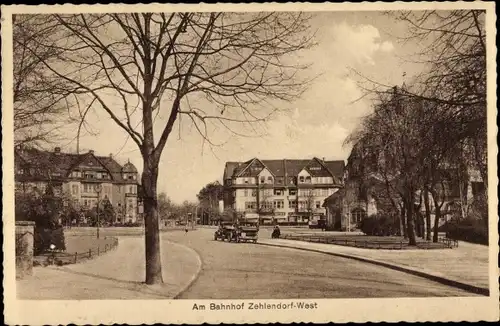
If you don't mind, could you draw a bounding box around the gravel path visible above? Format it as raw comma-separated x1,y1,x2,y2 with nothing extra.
17,234,201,300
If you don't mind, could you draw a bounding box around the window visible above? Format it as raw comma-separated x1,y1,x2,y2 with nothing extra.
244,189,248,197
273,200,284,209
274,189,284,196
299,176,305,183
288,200,297,208
351,208,366,224
245,201,256,210
315,201,321,209
72,184,78,195
289,189,297,196
244,178,249,184
267,176,273,183
251,190,257,197
305,176,311,183
276,177,283,184
260,176,265,184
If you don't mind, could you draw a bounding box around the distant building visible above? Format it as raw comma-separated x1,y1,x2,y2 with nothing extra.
222,157,344,224
15,146,140,223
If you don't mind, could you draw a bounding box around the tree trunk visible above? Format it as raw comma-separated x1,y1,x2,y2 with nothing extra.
433,205,441,243
400,202,407,239
405,198,417,246
429,190,443,243
142,160,163,285
423,189,432,241
415,208,422,238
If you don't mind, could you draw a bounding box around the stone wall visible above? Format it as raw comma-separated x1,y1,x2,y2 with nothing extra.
15,221,35,279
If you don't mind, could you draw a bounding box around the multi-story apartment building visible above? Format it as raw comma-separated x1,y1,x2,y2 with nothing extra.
14,146,141,223
222,157,344,224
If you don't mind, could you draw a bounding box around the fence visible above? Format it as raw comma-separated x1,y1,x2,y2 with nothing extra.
35,237,119,266
280,234,458,250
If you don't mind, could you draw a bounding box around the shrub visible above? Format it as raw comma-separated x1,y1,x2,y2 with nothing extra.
34,226,66,255
360,215,399,236
16,186,66,255
441,218,488,245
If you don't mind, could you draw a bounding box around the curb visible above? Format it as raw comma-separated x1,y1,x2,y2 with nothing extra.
258,241,490,297
169,241,203,299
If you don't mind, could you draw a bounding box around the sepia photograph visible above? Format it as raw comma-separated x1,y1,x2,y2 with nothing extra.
2,2,498,324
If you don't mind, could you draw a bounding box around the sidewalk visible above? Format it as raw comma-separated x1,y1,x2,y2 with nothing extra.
17,235,201,299
259,238,490,295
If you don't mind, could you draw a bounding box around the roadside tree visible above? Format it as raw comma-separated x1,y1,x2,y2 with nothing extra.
23,12,315,284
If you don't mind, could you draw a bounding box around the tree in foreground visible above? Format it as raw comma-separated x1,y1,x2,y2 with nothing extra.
23,12,315,284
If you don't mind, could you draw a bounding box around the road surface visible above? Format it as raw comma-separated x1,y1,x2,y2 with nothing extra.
164,228,474,299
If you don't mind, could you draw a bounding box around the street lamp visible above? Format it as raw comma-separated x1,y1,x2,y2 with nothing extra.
94,184,102,239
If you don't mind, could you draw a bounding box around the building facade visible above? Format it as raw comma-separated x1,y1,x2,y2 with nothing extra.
223,157,344,224
15,146,141,223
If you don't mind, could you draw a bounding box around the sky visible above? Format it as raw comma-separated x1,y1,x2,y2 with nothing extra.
53,11,425,204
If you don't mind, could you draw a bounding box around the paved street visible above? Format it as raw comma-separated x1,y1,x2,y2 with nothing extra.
166,228,475,299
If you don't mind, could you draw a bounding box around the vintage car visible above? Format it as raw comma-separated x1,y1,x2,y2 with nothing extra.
214,222,259,243
237,224,259,243
214,223,238,242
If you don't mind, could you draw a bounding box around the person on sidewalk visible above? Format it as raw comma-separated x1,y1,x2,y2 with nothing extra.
272,225,281,239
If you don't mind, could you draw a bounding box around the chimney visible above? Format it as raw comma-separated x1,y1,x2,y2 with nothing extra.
322,157,325,162
89,150,94,155
54,147,61,154
109,153,113,159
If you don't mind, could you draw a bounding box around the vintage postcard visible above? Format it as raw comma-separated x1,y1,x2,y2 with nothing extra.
2,1,499,325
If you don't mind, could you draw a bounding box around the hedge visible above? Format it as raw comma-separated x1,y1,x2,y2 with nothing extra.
443,222,488,245
359,216,400,236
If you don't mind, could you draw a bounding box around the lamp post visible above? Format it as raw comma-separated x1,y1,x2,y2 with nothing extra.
94,184,102,239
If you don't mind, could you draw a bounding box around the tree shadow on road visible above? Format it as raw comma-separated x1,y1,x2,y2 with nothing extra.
52,267,177,299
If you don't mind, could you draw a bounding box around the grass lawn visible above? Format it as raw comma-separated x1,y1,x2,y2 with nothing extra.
34,235,118,266
64,235,117,254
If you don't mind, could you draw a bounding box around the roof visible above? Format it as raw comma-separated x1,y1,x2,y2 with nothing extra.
15,146,137,183
224,157,345,183
122,161,138,173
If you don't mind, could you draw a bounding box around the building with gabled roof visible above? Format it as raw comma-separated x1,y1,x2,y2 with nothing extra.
222,157,344,224
15,145,141,224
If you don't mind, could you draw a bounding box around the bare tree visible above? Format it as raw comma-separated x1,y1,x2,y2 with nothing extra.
350,10,487,190
345,88,428,245
12,15,77,147
23,12,315,284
